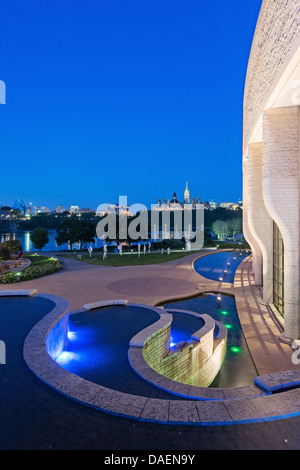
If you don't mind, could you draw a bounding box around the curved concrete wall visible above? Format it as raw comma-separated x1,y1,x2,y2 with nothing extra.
139,310,227,388
247,143,273,302
262,107,300,339
243,0,300,341
242,159,263,283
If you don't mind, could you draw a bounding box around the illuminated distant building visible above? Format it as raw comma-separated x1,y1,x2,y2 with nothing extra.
55,204,66,213
96,203,133,217
219,202,241,210
70,205,80,215
208,200,217,209
154,183,201,211
34,206,50,215
26,204,32,215
12,199,27,214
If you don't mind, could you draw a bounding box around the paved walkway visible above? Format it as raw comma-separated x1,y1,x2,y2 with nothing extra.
196,253,297,376
0,257,31,274
232,256,295,375
1,250,300,449
0,251,206,310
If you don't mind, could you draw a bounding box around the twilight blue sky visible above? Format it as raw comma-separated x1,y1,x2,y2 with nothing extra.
0,0,263,210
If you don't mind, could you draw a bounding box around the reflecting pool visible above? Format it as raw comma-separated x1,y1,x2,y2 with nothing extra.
55,293,257,392
194,250,250,283
57,304,206,399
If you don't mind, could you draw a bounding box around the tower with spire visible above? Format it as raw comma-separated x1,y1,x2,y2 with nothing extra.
184,182,190,203
155,182,200,211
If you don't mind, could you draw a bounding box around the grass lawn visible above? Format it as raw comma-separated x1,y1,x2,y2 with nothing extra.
26,254,57,266
59,250,203,267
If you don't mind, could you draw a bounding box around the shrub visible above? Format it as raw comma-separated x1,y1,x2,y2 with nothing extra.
21,260,62,281
1,240,22,254
0,259,63,284
0,272,17,284
0,245,11,261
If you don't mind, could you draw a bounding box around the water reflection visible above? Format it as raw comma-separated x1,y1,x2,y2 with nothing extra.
194,250,249,283
0,230,102,252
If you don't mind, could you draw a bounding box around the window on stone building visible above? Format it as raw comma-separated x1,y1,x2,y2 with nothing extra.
273,221,284,317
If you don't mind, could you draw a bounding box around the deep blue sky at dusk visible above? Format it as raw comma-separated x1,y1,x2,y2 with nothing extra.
0,0,263,210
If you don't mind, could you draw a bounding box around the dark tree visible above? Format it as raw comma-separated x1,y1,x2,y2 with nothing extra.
56,218,95,250
0,244,11,261
30,227,50,251
1,240,23,254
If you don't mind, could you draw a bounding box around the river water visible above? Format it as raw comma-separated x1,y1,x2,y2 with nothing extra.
0,230,171,253
0,230,103,252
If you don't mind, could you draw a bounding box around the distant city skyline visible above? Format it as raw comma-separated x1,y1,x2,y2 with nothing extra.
0,185,243,212
0,0,263,209
1,181,243,214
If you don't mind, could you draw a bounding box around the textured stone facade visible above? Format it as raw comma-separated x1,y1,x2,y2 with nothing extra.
243,0,300,341
247,142,273,303
263,107,300,339
244,0,300,150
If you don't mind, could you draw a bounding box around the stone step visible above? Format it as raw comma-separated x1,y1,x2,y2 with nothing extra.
254,370,300,393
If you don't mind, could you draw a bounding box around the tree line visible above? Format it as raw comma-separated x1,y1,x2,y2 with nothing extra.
10,207,243,251
210,217,243,241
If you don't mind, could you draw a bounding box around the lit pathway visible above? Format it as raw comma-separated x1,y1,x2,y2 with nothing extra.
232,256,296,375
193,253,297,375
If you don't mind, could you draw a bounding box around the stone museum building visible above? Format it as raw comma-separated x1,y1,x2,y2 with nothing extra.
243,0,300,344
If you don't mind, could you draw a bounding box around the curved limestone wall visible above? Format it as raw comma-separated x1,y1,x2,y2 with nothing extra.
130,308,227,388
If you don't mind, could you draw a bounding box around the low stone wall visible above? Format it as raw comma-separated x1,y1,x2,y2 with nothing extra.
83,299,129,310
131,308,227,389
26,294,300,425
23,292,70,374
46,310,70,361
0,289,37,296
142,318,172,370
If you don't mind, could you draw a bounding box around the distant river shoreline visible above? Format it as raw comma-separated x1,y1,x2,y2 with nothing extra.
0,230,103,252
